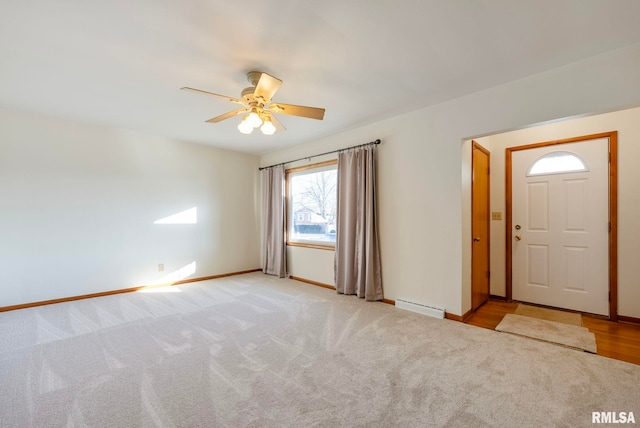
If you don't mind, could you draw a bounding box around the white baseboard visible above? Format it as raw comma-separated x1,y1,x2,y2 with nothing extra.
395,299,445,319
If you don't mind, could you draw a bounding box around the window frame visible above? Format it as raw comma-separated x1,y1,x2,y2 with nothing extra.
527,151,589,176
285,159,338,251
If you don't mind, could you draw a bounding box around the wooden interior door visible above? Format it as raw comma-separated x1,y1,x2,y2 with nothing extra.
472,142,490,311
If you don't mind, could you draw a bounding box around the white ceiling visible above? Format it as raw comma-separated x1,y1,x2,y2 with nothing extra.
1,1,640,155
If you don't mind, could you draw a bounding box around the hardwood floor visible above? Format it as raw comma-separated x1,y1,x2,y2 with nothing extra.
466,300,640,366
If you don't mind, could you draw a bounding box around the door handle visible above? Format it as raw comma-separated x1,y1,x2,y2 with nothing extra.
514,235,521,241
473,237,481,242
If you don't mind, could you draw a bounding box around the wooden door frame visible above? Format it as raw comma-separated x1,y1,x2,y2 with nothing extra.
505,131,618,320
471,141,491,311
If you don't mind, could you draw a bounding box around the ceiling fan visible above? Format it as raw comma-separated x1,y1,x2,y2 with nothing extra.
181,71,325,135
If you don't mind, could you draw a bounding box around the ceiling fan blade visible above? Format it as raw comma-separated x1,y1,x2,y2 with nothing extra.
253,73,282,103
205,108,247,123
269,103,325,120
266,111,286,133
180,87,244,105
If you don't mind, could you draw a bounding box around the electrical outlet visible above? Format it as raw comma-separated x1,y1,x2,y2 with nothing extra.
158,263,164,272
491,212,502,220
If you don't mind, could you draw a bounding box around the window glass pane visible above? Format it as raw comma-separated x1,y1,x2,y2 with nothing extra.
528,151,587,176
288,166,337,245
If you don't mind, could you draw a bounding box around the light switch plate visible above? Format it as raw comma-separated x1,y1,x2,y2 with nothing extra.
492,212,502,220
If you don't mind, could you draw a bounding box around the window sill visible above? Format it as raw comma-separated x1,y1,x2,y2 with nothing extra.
286,242,335,251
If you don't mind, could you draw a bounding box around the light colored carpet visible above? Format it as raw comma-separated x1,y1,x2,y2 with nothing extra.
1,273,638,427
496,313,597,353
514,304,583,326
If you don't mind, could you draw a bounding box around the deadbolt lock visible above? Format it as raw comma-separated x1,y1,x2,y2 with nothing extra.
515,224,521,230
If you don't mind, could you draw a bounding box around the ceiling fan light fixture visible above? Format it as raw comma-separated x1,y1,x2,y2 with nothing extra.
247,108,263,128
260,118,276,135
182,71,325,135
237,116,253,134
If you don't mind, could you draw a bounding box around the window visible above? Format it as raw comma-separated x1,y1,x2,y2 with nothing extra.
528,151,588,176
286,160,337,249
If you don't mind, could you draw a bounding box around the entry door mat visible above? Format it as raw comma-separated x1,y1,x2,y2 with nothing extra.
514,304,583,326
496,313,597,353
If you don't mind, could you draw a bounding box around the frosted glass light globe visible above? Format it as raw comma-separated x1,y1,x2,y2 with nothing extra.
247,111,263,128
261,119,276,135
237,118,253,134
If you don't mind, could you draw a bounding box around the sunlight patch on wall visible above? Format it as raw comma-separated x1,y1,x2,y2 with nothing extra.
155,261,197,285
136,261,198,293
153,207,197,224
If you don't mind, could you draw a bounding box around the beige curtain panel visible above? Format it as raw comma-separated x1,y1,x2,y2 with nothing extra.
261,165,286,278
335,145,383,301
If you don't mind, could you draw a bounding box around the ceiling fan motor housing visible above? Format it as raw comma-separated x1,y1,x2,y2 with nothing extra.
246,71,263,87
241,87,260,105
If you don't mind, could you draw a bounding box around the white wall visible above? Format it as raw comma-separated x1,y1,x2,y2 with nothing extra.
461,139,473,313
0,108,261,307
261,42,640,317
474,107,640,318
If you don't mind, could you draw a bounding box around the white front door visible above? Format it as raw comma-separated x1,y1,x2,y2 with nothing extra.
512,138,609,316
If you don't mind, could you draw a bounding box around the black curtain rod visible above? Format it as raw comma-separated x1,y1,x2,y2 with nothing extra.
258,139,381,171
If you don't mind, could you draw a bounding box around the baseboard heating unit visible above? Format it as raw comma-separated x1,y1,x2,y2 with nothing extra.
395,299,445,319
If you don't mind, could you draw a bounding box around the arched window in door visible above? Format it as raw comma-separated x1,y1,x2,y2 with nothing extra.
527,151,588,176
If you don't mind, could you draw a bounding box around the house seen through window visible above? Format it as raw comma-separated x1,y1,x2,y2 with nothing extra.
286,160,337,248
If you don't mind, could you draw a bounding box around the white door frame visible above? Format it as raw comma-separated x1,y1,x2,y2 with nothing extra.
505,131,618,320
